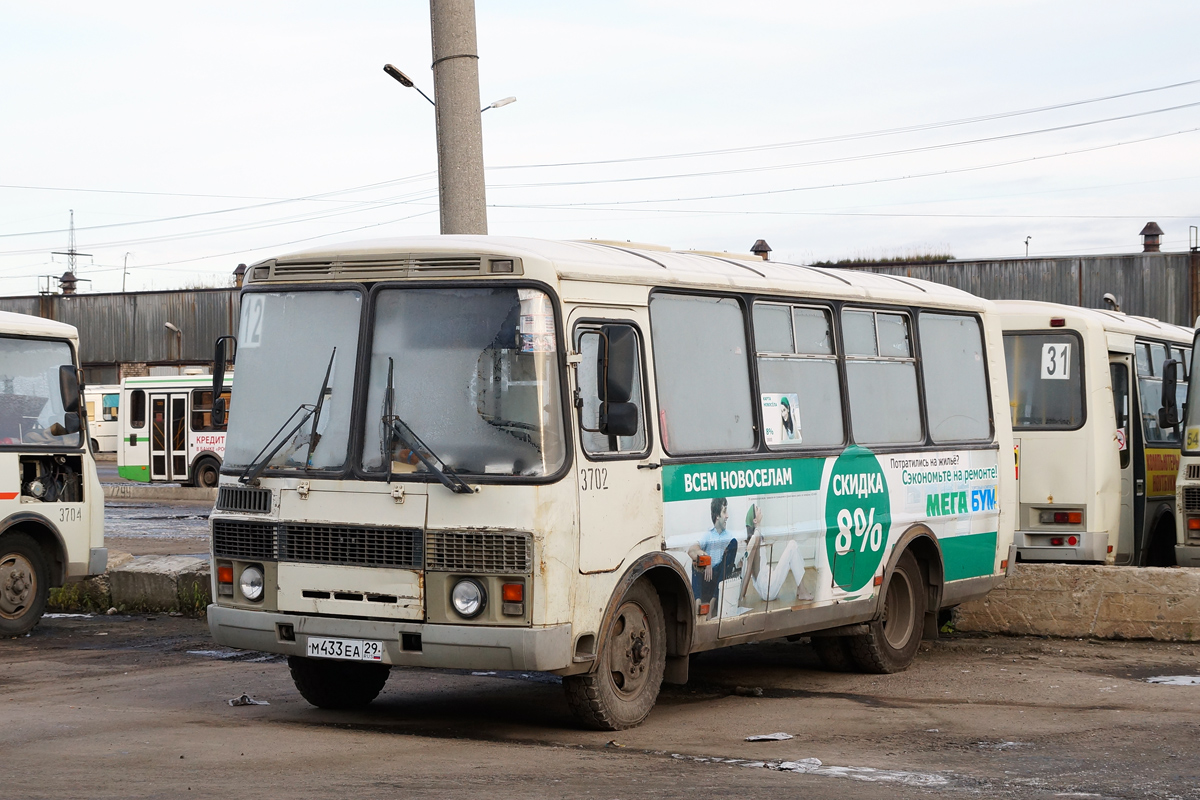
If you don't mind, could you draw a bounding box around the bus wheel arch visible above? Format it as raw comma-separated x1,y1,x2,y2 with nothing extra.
0,528,56,636
0,515,68,587
563,554,689,730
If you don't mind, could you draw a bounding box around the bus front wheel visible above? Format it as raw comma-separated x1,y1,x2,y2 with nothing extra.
0,533,49,637
846,550,926,674
192,457,220,489
287,656,390,709
564,581,666,730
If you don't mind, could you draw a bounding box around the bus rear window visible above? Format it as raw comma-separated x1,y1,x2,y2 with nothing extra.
1003,332,1084,429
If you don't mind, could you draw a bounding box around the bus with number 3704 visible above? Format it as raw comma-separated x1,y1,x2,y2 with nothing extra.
206,237,1015,730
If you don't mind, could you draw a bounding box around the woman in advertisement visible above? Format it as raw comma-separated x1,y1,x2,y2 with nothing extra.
737,502,813,609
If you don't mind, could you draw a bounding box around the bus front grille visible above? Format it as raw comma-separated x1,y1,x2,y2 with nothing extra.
215,486,272,514
281,524,423,569
1187,465,1200,481
213,520,278,561
1184,487,1200,512
425,531,532,574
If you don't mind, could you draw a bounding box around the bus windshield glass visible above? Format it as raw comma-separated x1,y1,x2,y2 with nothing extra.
361,286,566,478
224,290,362,471
0,336,80,447
1004,332,1085,429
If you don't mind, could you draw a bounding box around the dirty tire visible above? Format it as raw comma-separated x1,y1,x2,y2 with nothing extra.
810,635,855,672
1145,521,1177,567
193,457,220,489
0,533,49,637
846,550,926,674
287,656,391,709
563,581,666,730
90,438,100,453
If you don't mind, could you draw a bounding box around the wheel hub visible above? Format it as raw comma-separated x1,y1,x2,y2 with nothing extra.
0,554,36,619
608,601,652,695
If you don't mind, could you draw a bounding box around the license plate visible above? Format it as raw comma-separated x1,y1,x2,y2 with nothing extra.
305,637,384,662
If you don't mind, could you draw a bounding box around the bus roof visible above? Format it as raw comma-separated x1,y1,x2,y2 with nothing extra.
993,299,1193,343
251,236,991,311
0,310,78,340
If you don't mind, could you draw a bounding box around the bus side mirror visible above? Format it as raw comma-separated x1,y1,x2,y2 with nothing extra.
597,325,639,437
212,335,237,427
59,364,80,414
1158,359,1180,429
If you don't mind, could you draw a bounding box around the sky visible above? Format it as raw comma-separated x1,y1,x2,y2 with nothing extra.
2,1,1199,295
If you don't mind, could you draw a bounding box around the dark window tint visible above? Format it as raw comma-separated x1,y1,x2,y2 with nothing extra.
130,389,146,429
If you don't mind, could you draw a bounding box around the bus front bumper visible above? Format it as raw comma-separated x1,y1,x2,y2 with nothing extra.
1015,530,1108,563
1175,545,1200,568
207,604,573,672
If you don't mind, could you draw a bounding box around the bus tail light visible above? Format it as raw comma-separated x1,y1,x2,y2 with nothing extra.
1039,510,1083,524
217,562,234,596
1188,518,1200,530
1050,537,1064,546
501,582,524,616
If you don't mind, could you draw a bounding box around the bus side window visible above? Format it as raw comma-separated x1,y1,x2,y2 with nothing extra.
192,389,231,432
102,393,119,422
918,313,991,443
648,294,754,454
575,325,647,456
752,302,844,448
130,389,146,429
1111,361,1131,469
843,309,922,445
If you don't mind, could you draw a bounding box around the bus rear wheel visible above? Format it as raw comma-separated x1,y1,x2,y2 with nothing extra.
0,533,49,637
192,457,220,489
847,550,926,674
287,656,391,709
564,581,666,730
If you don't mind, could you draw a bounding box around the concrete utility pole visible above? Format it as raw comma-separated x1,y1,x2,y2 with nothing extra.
429,0,488,234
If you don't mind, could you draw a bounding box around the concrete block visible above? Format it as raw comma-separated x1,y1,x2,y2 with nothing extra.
954,563,1200,642
103,483,217,502
109,554,211,612
48,550,136,613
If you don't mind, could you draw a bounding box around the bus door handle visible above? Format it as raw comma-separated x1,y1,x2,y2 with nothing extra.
637,462,660,470
1136,479,1145,497
128,434,137,447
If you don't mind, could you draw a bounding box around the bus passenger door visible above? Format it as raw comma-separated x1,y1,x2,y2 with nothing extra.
149,393,189,483
570,312,663,574
1111,355,1135,564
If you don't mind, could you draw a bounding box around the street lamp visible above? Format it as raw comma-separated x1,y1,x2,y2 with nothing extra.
164,322,182,362
481,96,516,113
383,64,435,107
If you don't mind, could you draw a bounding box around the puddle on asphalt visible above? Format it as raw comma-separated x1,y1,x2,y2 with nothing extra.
669,753,949,787
1145,675,1200,685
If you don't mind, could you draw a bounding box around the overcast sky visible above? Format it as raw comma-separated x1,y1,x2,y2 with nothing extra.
3,1,1199,294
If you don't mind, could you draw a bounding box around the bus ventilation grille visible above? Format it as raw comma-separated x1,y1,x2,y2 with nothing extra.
424,531,532,575
215,486,272,514
1187,465,1200,481
1184,486,1200,512
212,520,278,561
281,524,423,569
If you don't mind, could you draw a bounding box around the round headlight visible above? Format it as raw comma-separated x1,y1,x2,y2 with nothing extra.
450,578,486,618
239,565,265,602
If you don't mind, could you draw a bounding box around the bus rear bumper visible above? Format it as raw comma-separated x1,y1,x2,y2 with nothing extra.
207,604,573,672
1175,545,1200,568
1015,530,1107,563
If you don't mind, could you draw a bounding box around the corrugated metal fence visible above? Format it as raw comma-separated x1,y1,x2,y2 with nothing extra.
839,252,1199,328
0,289,240,365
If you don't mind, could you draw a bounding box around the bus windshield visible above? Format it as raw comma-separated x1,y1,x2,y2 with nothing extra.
1142,340,1191,446
0,336,80,447
361,286,566,478
224,290,362,472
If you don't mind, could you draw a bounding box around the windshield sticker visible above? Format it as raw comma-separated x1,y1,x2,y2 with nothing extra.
761,393,801,445
1040,342,1070,379
1186,426,1199,450
662,448,1002,622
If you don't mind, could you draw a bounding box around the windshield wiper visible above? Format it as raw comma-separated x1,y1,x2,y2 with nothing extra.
238,348,336,486
383,413,474,494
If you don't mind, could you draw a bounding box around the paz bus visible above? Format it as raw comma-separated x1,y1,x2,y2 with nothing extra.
206,236,1014,730
83,384,120,453
1172,326,1200,567
996,300,1191,566
117,374,232,488
0,311,105,636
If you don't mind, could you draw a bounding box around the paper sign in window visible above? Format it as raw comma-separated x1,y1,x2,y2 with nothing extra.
761,393,801,445
1041,343,1071,380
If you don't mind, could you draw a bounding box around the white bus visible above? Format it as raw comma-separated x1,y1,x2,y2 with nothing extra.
0,311,105,636
1172,325,1200,567
207,237,1014,730
84,384,120,453
997,300,1191,566
117,374,231,488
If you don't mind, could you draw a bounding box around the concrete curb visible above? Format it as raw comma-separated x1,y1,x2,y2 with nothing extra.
103,483,217,502
954,563,1200,641
48,551,212,615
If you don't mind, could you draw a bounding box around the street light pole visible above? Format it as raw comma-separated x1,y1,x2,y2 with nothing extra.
429,0,488,235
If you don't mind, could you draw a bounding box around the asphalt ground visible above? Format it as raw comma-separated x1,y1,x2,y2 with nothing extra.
3,615,1199,799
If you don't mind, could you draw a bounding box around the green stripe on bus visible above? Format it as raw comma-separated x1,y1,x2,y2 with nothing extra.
117,464,151,483
941,531,998,581
662,457,824,503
